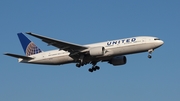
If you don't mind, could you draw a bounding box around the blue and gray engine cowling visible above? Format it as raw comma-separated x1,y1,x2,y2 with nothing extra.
108,56,127,66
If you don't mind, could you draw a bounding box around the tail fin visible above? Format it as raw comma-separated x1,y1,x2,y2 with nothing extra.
17,33,42,56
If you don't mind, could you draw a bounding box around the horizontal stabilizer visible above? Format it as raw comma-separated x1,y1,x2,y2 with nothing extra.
4,53,34,60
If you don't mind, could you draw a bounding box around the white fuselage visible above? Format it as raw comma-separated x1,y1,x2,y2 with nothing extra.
19,36,163,65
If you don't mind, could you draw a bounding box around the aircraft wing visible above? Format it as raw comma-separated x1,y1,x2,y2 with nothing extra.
26,32,88,53
4,53,34,60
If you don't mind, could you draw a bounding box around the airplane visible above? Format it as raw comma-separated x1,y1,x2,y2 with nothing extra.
4,32,164,72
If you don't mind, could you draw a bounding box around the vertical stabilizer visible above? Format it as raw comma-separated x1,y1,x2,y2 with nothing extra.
17,33,42,56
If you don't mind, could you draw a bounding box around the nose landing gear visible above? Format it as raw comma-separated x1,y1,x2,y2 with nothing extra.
148,55,152,59
148,49,154,59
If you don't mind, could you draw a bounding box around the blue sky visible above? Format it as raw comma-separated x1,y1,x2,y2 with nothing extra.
0,0,180,101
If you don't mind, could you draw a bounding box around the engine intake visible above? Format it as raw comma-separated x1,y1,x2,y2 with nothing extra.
89,46,105,56
108,56,127,66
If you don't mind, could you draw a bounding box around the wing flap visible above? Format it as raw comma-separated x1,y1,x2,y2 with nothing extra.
4,53,34,60
26,32,88,53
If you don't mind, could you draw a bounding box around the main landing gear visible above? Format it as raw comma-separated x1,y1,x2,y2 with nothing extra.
76,62,100,72
88,62,100,72
76,63,82,68
148,49,154,59
75,55,100,72
76,55,85,68
76,62,100,73
88,66,100,72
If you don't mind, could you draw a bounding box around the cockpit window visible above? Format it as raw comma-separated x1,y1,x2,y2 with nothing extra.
154,38,160,40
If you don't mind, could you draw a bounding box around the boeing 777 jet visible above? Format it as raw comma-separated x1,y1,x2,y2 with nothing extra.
4,32,164,72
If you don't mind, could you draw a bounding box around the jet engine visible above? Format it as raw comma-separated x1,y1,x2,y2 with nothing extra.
89,47,105,56
108,56,127,66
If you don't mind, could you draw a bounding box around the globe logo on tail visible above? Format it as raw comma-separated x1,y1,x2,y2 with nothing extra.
26,42,42,56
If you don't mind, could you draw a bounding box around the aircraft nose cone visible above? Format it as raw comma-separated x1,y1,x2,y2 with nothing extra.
160,40,164,45
156,40,164,47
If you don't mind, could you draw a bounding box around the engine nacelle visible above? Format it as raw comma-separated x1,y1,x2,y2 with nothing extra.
108,56,127,66
89,47,105,56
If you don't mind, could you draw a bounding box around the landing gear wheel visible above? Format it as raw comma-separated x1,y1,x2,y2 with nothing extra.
148,49,153,59
95,66,100,70
76,63,81,68
88,68,93,72
148,55,152,59
92,67,96,71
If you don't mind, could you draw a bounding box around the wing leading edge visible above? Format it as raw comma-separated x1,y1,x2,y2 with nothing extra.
26,32,88,53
